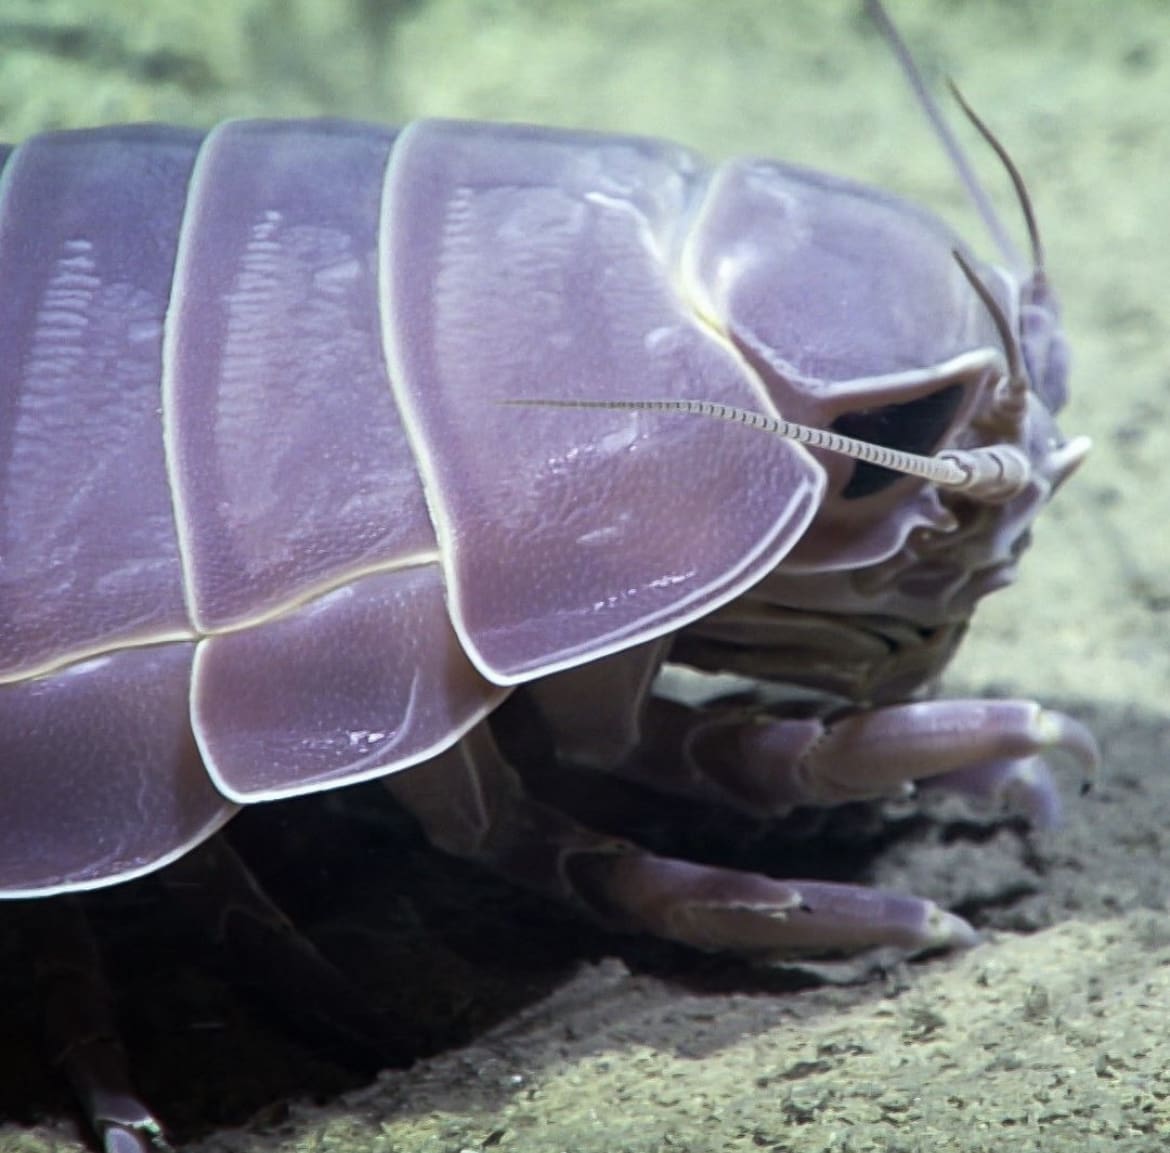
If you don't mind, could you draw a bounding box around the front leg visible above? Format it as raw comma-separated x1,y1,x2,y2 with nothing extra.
524,646,1098,829
610,695,1098,830
386,647,1095,961
386,719,975,960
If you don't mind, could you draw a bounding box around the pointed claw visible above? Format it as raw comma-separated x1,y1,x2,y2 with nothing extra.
919,754,1064,829
924,907,981,952
1034,708,1100,792
994,754,1063,828
569,851,977,960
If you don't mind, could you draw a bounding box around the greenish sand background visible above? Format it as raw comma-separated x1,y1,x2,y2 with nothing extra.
0,3,1166,1150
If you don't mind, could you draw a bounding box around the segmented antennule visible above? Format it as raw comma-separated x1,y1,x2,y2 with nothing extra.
952,248,1028,427
946,81,1045,276
501,397,1031,503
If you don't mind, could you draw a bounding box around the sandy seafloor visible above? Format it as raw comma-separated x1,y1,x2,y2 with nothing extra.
0,1,1168,1151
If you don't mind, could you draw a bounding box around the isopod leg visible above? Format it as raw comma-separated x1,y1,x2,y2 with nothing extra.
386,723,975,959
914,755,1066,829
25,834,414,1151
23,897,171,1153
621,697,1097,828
160,835,414,1069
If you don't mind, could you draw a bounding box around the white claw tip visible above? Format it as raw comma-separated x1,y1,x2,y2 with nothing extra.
926,906,981,951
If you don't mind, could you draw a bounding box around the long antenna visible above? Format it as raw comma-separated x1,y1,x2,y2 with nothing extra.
501,397,1030,502
864,0,1025,270
946,79,1045,275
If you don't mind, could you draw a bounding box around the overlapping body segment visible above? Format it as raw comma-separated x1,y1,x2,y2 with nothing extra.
0,116,835,890
0,99,1090,895
0,6,1101,1148
0,119,493,888
0,125,198,682
381,119,825,683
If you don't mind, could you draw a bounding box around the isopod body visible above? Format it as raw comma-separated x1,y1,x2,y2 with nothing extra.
0,9,1098,1149
0,108,1085,897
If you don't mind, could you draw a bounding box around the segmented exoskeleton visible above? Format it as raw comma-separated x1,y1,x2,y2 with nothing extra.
0,3,1096,1149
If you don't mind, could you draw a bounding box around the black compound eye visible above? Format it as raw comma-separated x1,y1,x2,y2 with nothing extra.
831,383,965,500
